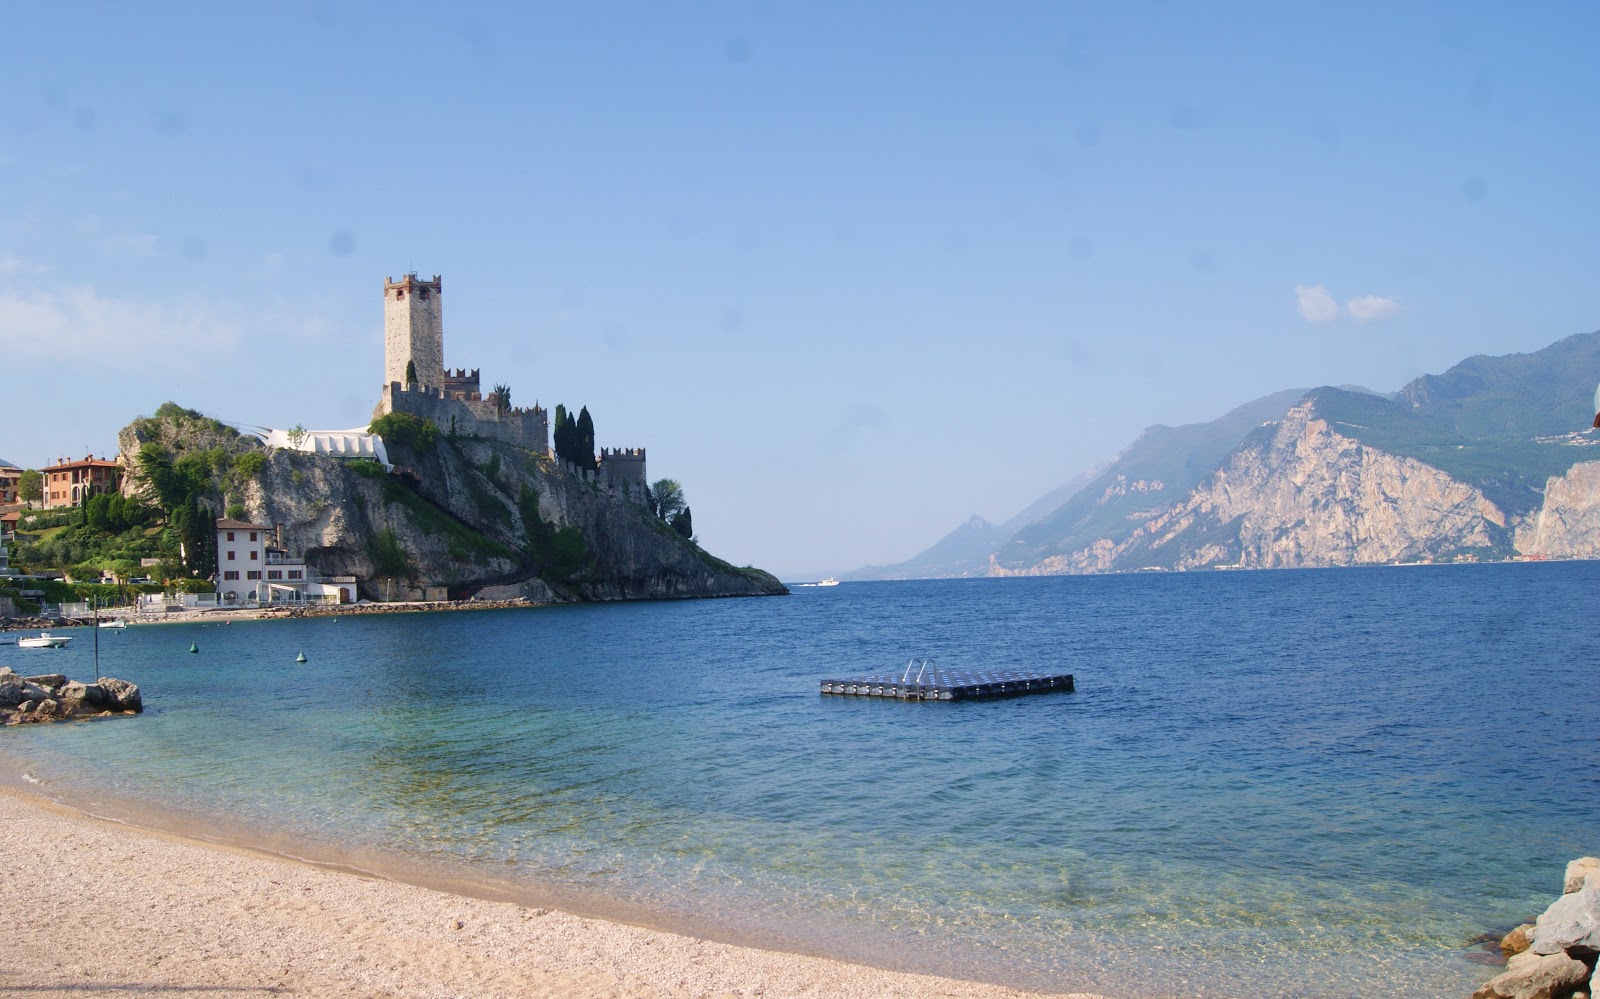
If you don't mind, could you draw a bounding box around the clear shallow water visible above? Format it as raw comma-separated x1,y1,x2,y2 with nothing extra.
4,564,1598,998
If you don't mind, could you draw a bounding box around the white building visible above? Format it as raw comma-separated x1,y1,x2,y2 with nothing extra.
215,518,271,604
262,427,392,470
214,517,355,606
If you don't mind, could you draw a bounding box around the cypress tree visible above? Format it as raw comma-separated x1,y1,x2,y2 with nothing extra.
671,506,693,539
405,359,417,385
576,406,596,469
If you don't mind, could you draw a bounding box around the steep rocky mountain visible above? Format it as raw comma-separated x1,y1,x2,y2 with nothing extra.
119,408,785,602
854,330,1600,578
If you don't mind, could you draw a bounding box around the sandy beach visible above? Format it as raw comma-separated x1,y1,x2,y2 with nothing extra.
0,785,1107,999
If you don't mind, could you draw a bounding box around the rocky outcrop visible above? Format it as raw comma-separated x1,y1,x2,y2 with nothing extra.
1471,856,1600,999
235,432,785,603
993,402,1513,574
1513,463,1600,558
0,667,142,724
115,408,785,604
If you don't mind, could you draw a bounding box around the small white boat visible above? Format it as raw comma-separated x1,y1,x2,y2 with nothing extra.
98,619,128,630
18,632,73,649
818,577,840,587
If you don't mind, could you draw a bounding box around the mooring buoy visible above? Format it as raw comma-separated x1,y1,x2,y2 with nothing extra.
188,642,199,654
295,651,307,664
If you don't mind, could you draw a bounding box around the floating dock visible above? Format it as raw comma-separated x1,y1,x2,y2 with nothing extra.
819,660,1074,702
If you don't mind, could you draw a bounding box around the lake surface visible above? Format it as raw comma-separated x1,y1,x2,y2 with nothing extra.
4,564,1597,998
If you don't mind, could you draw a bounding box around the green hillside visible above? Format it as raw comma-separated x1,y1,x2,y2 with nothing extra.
1312,330,1600,515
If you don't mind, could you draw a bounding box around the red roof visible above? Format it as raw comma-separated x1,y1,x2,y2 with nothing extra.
215,518,273,531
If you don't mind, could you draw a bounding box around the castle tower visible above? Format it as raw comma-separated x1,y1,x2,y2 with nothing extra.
384,273,445,388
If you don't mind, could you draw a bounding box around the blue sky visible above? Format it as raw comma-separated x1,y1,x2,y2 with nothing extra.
4,2,1599,579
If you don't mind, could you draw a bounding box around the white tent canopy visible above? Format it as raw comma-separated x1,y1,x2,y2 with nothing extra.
262,428,392,470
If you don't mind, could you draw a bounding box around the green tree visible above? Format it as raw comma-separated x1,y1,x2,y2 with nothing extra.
492,383,511,416
575,406,595,468
367,528,412,579
85,494,114,533
18,469,41,504
286,424,308,448
670,506,694,540
651,479,686,522
369,412,439,451
405,359,417,385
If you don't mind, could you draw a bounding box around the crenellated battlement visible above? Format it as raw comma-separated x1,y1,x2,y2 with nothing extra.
598,445,648,503
384,273,442,294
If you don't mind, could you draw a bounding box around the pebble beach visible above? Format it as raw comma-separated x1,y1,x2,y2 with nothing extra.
0,786,1106,999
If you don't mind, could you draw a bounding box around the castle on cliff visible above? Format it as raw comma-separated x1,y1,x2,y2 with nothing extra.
373,273,647,498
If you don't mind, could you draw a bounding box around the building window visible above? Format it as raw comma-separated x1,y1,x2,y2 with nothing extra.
250,532,258,541
249,550,258,560
247,571,261,580
268,570,282,580
420,289,429,300
227,550,236,561
288,570,303,580
396,289,405,299
224,571,239,581
227,532,235,542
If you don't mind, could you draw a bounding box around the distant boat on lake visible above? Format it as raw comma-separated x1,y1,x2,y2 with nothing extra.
18,632,72,649
818,577,840,587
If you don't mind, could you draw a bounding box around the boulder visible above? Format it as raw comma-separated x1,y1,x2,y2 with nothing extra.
1532,888,1600,956
22,674,66,690
1472,951,1591,999
0,680,25,707
96,677,142,712
32,698,61,719
1568,859,1600,895
1505,923,1539,957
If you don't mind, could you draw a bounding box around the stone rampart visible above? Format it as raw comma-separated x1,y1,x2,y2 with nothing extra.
378,383,549,453
598,447,647,503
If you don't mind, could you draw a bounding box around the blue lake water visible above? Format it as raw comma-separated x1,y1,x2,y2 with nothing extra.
4,564,1598,998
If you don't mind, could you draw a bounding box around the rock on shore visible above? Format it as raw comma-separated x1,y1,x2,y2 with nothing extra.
1473,856,1600,999
0,666,142,725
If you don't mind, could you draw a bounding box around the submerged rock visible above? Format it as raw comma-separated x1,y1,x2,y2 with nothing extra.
1505,924,1538,957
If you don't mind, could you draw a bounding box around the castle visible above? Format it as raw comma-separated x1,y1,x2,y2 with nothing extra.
373,273,647,499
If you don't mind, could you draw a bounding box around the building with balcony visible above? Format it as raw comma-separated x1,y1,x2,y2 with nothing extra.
215,517,355,605
43,455,123,509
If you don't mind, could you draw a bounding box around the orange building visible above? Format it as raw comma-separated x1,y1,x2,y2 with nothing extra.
0,462,19,505
43,455,124,509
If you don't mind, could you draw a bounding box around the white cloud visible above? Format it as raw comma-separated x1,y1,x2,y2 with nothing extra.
1347,295,1401,323
1294,285,1403,326
1294,284,1341,324
0,284,242,373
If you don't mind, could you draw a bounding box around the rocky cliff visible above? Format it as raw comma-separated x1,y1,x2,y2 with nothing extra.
119,409,785,603
987,400,1600,575
860,330,1600,579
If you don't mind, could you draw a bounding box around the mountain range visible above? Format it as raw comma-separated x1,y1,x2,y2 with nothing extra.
847,331,1600,578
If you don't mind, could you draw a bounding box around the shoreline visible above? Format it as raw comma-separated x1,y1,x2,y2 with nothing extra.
0,783,1107,999
0,596,549,632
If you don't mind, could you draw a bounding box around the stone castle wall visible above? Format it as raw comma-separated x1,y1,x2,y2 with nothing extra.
598,447,648,501
379,383,549,453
